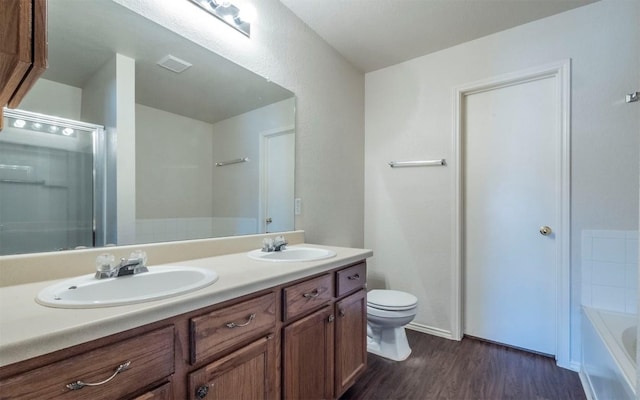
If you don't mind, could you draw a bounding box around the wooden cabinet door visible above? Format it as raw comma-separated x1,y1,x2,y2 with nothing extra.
0,0,47,129
334,290,367,398
283,306,334,400
131,382,172,400
188,335,276,400
0,0,32,107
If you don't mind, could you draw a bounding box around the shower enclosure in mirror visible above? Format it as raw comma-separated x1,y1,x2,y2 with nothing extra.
3,0,296,256
0,109,106,255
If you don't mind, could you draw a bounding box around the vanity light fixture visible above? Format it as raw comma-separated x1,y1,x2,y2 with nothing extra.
188,0,254,37
4,114,78,138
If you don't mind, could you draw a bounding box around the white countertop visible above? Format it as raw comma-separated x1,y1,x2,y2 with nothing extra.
0,244,372,367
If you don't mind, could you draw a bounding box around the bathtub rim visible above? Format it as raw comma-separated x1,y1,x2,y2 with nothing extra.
582,306,636,394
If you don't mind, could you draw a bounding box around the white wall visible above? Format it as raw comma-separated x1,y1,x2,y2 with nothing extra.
20,79,82,120
81,54,137,245
365,0,639,366
113,0,365,247
135,98,293,242
211,98,295,222
136,104,214,219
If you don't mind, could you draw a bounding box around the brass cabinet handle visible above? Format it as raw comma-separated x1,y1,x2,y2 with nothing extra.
303,289,320,298
225,313,256,328
66,360,131,390
347,274,360,280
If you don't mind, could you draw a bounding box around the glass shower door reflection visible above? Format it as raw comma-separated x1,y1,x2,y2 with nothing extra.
0,109,104,255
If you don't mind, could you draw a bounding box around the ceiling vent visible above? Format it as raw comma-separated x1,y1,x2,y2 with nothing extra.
156,55,192,73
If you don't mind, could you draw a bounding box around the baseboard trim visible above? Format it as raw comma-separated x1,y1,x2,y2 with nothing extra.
566,360,581,372
406,322,455,340
578,369,594,400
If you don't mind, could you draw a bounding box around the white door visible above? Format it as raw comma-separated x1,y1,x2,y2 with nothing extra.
463,76,557,355
262,130,294,233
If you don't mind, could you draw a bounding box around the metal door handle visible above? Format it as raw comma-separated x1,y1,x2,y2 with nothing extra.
225,313,256,328
303,289,320,298
266,217,272,224
66,361,131,390
539,226,552,236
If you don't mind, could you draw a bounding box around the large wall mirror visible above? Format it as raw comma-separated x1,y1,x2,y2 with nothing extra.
0,0,295,256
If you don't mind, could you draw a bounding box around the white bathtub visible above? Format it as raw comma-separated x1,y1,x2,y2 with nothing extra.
581,307,636,400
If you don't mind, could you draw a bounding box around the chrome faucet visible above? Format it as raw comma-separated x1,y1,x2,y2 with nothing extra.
113,257,148,277
95,251,149,279
261,235,288,252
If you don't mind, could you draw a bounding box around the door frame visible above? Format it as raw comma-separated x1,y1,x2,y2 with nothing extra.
451,60,571,368
258,125,295,233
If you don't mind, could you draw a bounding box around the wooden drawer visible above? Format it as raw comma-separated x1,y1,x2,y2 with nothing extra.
336,263,366,297
0,326,174,400
283,274,333,321
190,292,276,364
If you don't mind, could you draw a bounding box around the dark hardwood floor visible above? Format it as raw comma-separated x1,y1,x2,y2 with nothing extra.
340,330,586,400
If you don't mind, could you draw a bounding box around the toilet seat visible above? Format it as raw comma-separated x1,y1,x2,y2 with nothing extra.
367,289,417,311
367,304,416,319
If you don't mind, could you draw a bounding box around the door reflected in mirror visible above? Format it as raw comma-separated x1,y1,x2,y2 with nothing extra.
0,0,295,256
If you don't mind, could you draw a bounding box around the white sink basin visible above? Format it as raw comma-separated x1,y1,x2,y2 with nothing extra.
247,246,336,262
36,266,218,309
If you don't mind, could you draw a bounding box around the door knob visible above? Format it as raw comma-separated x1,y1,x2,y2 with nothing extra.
266,217,272,224
539,226,552,236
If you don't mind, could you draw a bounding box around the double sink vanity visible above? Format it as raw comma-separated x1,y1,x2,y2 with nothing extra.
0,236,372,399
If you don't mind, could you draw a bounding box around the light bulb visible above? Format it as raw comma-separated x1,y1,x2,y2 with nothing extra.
49,126,59,133
32,122,42,130
13,119,26,128
62,128,74,136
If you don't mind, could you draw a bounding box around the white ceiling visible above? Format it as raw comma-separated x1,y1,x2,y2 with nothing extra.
44,0,293,124
280,0,598,73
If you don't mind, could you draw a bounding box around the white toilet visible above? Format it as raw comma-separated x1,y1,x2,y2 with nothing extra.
366,289,418,361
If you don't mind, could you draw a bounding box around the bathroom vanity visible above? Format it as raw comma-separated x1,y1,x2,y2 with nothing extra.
0,245,371,399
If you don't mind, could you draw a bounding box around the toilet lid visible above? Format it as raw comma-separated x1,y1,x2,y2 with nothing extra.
367,289,417,311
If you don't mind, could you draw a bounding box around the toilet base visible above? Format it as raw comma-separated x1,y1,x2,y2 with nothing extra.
367,325,411,361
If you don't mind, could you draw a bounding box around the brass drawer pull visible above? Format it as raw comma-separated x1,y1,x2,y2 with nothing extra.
66,360,131,390
225,313,256,328
347,273,360,280
303,289,320,298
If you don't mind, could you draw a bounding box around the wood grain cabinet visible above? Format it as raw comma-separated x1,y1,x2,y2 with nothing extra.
131,382,173,400
0,326,174,399
282,262,368,400
187,292,278,400
190,292,277,364
334,290,367,398
0,0,47,129
283,306,335,400
0,260,368,400
188,335,277,400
